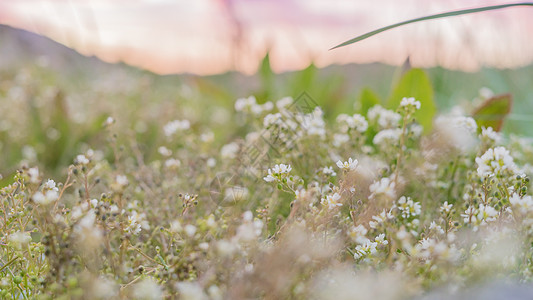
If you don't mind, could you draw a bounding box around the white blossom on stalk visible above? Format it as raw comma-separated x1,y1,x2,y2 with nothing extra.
163,119,190,137
263,164,292,182
336,158,358,171
332,133,349,148
75,154,90,165
400,97,421,110
220,142,239,159
322,166,336,177
367,105,401,129
28,167,40,184
8,231,31,249
369,177,396,200
375,233,389,245
456,116,478,134
348,225,369,244
475,146,517,177
509,193,533,214
353,241,378,260
321,193,342,209
440,201,453,213
373,128,402,148
481,126,502,144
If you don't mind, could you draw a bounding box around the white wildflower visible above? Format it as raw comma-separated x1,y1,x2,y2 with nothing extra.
475,146,517,177
336,158,358,171
276,96,293,110
367,105,401,129
399,97,421,110
509,193,533,214
456,116,478,133
220,142,239,159
164,158,181,169
184,224,197,237
8,231,32,249
395,196,421,219
75,154,90,165
369,177,396,200
28,167,40,184
440,201,453,213
348,225,369,244
175,281,208,300
132,277,162,300
163,119,190,137
353,241,378,260
263,164,292,182
332,133,349,148
481,126,502,144
321,193,342,209
158,146,172,157
200,131,215,143
373,128,402,148
375,233,388,245
322,166,337,177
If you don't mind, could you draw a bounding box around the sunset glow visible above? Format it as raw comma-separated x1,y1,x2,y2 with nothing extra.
1,0,532,74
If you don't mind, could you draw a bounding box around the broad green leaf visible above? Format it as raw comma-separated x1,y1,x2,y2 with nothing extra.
330,3,533,49
258,52,274,102
357,88,381,116
387,68,436,133
473,93,512,132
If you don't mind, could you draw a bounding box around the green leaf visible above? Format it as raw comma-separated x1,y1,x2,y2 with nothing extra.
473,94,513,132
357,88,381,116
387,68,436,133
258,52,274,102
330,3,533,49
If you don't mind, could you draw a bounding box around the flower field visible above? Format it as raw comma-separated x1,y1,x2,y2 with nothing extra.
2,60,533,300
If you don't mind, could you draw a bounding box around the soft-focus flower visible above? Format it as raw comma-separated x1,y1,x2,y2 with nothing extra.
399,97,421,110
263,163,292,182
369,177,396,200
475,146,517,177
163,119,190,137
336,158,358,171
321,192,342,209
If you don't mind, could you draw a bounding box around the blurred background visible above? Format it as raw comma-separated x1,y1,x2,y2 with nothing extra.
1,0,533,176
1,0,533,74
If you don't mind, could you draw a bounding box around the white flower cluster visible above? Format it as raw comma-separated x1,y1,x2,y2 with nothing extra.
399,97,421,110
369,177,396,201
394,196,421,219
475,146,517,177
368,209,394,229
509,193,533,214
263,164,292,182
481,126,502,144
321,192,342,209
32,179,59,205
235,96,273,115
353,234,388,260
373,128,402,149
336,113,368,133
295,107,326,138
461,204,499,226
367,105,401,129
163,119,190,137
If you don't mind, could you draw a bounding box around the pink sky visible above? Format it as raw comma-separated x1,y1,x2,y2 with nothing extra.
1,0,532,75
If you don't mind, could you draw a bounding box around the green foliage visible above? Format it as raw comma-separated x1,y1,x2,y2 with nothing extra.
357,87,381,116
387,68,436,133
473,93,513,132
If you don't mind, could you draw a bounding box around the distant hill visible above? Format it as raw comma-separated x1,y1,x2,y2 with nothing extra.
0,24,116,75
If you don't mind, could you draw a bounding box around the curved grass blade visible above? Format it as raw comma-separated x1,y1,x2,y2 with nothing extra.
330,3,533,50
